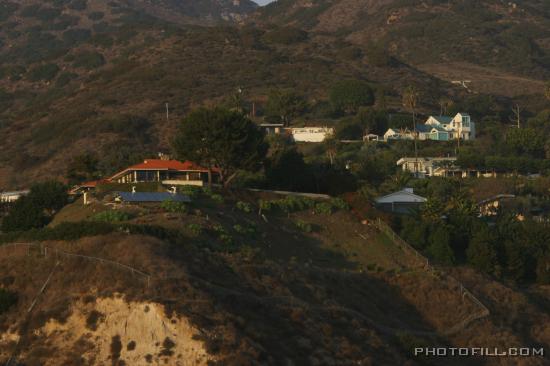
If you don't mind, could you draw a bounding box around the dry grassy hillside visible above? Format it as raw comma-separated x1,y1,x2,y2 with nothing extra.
3,0,550,188
0,192,548,365
254,0,550,95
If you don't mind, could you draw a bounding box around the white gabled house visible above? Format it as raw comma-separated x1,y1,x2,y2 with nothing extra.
397,157,457,178
383,112,476,142
384,128,414,141
424,113,475,140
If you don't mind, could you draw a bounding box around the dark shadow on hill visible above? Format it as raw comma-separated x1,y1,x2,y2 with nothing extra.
160,229,479,365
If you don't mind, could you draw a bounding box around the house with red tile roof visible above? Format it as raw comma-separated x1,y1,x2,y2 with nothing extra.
109,159,219,185
71,159,219,194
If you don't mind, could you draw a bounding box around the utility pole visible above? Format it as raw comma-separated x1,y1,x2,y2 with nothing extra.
403,86,420,177
511,104,521,128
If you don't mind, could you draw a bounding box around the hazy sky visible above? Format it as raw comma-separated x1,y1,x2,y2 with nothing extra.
253,0,275,5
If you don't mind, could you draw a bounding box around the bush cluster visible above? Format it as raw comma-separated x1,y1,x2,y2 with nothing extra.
161,200,187,214
91,210,133,223
258,196,348,215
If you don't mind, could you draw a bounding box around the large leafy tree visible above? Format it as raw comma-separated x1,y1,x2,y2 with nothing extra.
173,107,267,187
265,147,310,192
66,153,100,185
265,89,307,126
1,181,68,232
329,80,374,114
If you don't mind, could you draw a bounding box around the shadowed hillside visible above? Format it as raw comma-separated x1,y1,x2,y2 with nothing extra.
0,192,548,364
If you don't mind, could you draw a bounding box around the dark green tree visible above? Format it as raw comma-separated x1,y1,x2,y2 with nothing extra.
356,107,388,135
66,153,100,185
265,89,307,126
467,228,500,276
1,197,47,232
427,225,455,265
173,107,268,187
2,180,69,232
401,217,429,250
329,80,375,114
505,127,545,158
265,148,311,192
26,181,69,214
335,118,364,140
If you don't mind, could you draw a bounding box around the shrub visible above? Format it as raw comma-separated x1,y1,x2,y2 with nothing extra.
258,199,274,212
219,233,234,246
233,224,257,236
28,63,60,82
63,28,91,44
161,200,187,214
262,27,308,45
314,202,333,215
88,11,104,21
329,80,375,114
210,194,224,204
187,223,203,236
69,0,87,11
55,72,78,87
329,198,349,210
235,201,253,213
276,196,315,213
211,224,234,245
0,289,17,314
91,210,132,223
178,185,202,199
73,51,106,70
295,220,313,233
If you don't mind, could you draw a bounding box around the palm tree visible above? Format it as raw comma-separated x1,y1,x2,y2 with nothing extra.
403,86,420,174
438,97,452,116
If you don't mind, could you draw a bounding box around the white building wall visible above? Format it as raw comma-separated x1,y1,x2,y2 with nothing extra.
290,127,334,142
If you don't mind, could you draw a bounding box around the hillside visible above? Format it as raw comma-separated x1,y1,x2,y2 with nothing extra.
255,0,550,80
0,1,446,190
0,192,548,365
1,0,550,189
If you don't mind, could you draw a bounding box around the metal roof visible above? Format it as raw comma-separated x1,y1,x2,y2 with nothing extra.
375,189,427,204
115,192,191,203
0,190,30,196
429,115,453,124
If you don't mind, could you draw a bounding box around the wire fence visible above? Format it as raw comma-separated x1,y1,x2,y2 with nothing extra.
0,225,490,352
373,218,490,335
0,242,151,286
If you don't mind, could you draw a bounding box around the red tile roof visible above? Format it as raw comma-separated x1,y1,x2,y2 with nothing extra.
128,159,209,171
109,159,218,180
